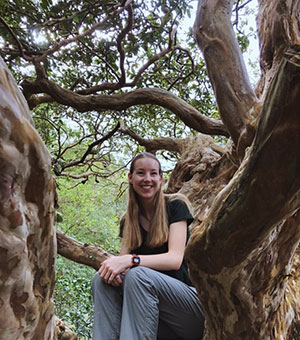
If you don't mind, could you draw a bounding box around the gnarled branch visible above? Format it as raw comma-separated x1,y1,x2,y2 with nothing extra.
186,48,300,340
22,78,228,137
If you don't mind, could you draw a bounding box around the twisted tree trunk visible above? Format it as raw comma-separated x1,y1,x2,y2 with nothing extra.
185,51,300,339
184,0,300,338
0,58,57,339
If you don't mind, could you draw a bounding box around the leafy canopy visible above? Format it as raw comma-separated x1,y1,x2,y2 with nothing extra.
0,0,254,182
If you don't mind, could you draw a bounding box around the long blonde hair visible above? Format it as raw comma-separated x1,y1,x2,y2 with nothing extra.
123,152,168,250
122,153,193,251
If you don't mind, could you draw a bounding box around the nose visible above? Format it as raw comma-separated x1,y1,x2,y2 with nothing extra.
143,172,151,181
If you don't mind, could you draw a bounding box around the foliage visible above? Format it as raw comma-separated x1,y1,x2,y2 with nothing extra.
54,256,95,340
54,175,125,339
56,175,125,254
0,0,216,182
0,1,259,337
0,0,256,184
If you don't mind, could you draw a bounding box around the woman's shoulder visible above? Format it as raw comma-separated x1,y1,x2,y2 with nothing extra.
164,194,194,226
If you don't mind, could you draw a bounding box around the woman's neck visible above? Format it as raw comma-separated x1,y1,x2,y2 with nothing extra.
139,199,155,221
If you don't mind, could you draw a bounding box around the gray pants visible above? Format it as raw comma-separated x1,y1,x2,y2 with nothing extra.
92,266,205,340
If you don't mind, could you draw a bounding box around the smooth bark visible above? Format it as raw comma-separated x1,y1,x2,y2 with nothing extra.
21,79,228,137
193,0,257,149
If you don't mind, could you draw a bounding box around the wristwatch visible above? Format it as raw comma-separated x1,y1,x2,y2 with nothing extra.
131,254,140,267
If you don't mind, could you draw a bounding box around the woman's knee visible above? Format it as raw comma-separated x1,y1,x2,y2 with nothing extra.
123,266,155,289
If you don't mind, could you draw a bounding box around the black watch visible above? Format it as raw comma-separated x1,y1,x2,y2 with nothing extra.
131,255,140,267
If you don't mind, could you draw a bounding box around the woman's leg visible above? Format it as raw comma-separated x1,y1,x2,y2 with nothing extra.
91,272,123,340
119,267,205,340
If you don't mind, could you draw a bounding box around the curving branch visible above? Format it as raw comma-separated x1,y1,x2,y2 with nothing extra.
116,5,133,88
60,122,120,171
22,78,229,137
57,44,189,95
119,120,185,153
0,17,30,60
33,1,133,62
193,0,257,150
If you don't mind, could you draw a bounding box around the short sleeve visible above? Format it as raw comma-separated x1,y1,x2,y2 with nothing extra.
166,199,194,227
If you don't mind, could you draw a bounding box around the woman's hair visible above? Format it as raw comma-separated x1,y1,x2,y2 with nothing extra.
122,152,193,251
123,152,168,250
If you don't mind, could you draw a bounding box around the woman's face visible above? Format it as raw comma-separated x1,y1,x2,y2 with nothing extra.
128,157,162,203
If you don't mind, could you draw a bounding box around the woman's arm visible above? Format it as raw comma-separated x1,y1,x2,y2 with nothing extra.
138,220,187,271
98,221,188,285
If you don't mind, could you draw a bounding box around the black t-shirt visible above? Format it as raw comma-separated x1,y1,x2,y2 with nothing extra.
120,199,194,286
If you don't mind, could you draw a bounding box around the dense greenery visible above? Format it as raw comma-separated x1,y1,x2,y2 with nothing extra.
56,177,125,252
55,257,95,339
54,177,126,339
0,0,218,183
0,0,255,183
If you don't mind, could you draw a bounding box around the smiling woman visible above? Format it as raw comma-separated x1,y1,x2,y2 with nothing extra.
92,152,205,340
128,154,162,204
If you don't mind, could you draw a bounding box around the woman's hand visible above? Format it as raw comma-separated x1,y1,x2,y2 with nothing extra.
98,255,131,286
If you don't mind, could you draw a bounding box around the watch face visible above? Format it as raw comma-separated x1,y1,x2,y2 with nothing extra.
133,257,140,264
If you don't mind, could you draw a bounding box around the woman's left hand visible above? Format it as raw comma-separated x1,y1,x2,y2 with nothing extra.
98,255,131,285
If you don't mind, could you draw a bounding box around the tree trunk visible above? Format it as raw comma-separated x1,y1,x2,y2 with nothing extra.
185,51,300,340
0,57,57,339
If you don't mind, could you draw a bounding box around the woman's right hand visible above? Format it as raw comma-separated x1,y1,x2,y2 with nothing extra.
98,255,131,286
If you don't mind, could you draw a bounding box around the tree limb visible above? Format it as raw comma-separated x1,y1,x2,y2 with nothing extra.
119,120,185,153
56,229,109,270
186,48,300,339
193,0,257,148
0,17,29,60
21,78,228,136
187,49,300,273
255,0,300,101
116,5,133,88
34,1,133,62
61,122,120,171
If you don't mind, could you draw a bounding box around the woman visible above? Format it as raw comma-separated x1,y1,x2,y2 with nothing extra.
92,152,205,340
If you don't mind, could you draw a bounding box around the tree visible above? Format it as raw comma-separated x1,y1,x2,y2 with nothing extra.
0,0,299,339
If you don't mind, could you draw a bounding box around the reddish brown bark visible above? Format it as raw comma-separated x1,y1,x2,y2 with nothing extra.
185,51,300,340
193,0,257,151
0,58,57,339
21,79,228,137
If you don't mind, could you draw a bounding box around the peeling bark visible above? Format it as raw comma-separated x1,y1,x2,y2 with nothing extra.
256,0,300,102
0,57,57,339
185,51,300,340
55,317,77,340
